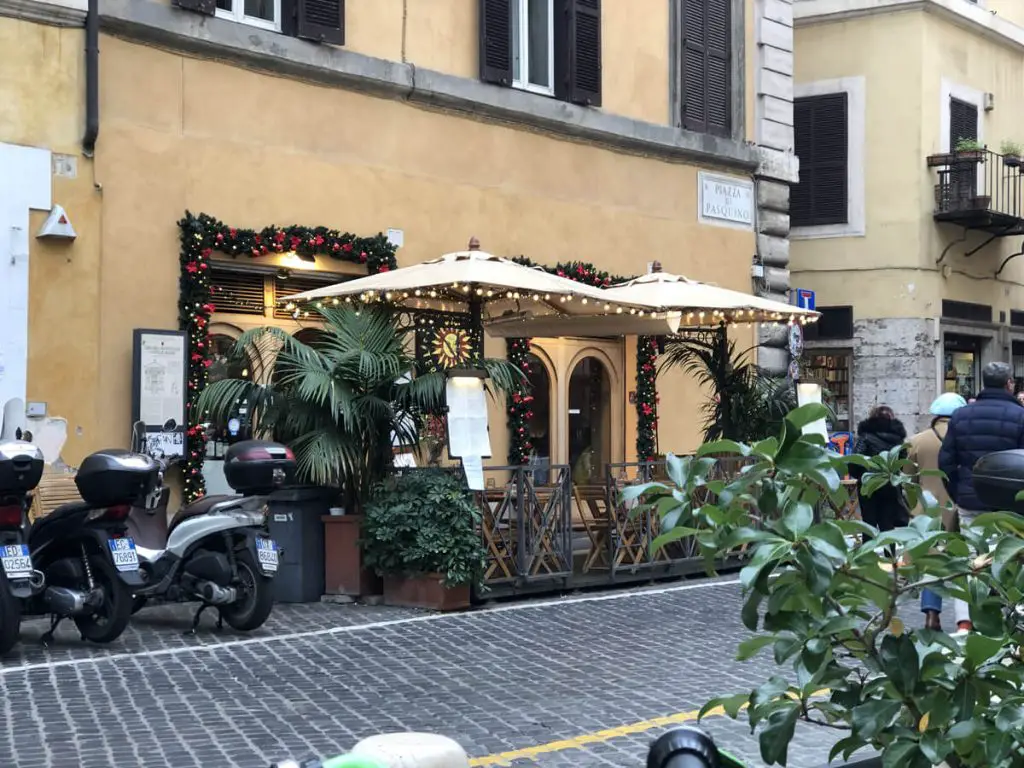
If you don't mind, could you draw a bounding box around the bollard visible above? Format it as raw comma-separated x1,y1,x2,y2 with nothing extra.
349,733,470,768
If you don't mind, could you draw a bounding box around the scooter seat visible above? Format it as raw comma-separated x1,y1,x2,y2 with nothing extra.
167,495,238,534
27,501,94,552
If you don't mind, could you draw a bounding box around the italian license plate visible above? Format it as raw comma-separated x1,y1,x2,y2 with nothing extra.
0,544,33,580
107,537,140,572
255,537,279,573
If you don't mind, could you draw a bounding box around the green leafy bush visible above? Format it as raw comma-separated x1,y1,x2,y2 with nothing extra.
627,404,1024,768
362,469,487,590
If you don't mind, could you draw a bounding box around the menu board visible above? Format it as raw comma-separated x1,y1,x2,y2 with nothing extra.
445,376,491,459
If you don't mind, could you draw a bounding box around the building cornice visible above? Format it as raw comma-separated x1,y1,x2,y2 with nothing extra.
0,0,85,27
98,0,759,172
794,0,1024,52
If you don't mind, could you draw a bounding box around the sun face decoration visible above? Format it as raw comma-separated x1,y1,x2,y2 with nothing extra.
432,327,473,369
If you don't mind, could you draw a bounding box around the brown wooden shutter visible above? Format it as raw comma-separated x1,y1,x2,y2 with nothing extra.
567,0,602,106
479,0,514,85
705,0,730,136
296,0,344,45
173,0,216,15
680,0,706,133
949,97,978,148
792,93,849,227
209,269,267,316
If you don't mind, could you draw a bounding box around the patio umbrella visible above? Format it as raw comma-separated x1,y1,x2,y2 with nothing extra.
483,264,818,338
280,238,646,327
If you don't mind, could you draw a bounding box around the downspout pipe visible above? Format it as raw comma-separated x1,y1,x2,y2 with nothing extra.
83,0,99,156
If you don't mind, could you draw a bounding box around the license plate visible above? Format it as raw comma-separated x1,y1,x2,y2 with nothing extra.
0,544,32,580
107,537,139,572
255,537,279,573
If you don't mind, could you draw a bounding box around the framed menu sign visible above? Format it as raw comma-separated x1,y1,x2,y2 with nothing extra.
131,329,187,460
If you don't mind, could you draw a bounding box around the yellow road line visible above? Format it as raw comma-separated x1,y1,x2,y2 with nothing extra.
468,689,830,766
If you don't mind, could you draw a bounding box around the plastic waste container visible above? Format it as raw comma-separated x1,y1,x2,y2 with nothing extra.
266,486,332,602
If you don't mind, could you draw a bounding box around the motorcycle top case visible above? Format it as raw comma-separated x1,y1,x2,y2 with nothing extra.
972,449,1024,514
224,440,296,495
75,449,161,507
0,440,44,496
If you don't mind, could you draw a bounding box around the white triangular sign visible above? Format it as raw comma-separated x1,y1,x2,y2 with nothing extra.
37,204,77,240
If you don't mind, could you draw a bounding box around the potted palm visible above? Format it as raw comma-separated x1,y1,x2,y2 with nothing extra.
199,306,519,599
361,468,486,611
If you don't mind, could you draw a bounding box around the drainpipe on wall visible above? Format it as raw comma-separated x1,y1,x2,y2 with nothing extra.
83,0,99,157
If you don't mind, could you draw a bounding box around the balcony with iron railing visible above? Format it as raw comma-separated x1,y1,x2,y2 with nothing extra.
927,147,1024,236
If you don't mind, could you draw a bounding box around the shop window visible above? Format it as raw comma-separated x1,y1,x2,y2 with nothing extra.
944,334,981,400
524,353,553,482
941,300,992,324
205,334,255,457
568,356,611,485
480,0,602,106
804,353,852,433
803,306,853,341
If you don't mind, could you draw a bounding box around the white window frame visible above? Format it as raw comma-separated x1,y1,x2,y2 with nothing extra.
512,0,555,97
791,76,866,240
939,78,985,154
215,0,282,33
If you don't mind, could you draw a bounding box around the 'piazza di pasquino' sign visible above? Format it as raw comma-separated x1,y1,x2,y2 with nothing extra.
699,172,754,229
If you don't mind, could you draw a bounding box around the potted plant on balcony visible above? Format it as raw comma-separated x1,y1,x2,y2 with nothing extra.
362,468,485,611
1001,139,1023,168
627,404,1024,768
953,137,986,163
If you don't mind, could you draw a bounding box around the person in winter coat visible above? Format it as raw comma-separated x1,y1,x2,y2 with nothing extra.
849,405,909,532
939,361,1024,633
910,392,967,630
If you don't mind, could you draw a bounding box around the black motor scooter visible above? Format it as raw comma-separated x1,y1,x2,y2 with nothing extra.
23,447,161,646
0,439,46,654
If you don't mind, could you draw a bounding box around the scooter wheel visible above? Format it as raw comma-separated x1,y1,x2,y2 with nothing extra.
220,548,275,632
0,572,21,656
74,556,133,644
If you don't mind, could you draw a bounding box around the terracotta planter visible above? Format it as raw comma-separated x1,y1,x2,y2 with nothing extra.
383,574,470,611
322,515,382,597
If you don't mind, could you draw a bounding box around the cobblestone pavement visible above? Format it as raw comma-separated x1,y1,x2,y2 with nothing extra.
0,578,869,768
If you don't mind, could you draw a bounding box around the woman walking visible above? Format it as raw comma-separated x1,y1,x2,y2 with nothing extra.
850,405,909,532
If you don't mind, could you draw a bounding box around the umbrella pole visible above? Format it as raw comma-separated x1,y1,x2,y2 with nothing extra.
469,296,483,358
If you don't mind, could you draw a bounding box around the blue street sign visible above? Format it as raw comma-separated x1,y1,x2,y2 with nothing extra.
794,288,816,311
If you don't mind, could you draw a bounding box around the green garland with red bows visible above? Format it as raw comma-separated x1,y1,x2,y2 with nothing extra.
504,258,660,465
177,211,398,503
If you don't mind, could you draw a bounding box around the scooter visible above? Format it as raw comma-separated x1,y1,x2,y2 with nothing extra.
20,445,159,646
0,439,46,654
127,421,294,634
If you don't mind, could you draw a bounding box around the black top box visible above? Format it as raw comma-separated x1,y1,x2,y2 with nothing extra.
224,440,297,496
76,449,161,507
973,449,1024,514
0,441,45,497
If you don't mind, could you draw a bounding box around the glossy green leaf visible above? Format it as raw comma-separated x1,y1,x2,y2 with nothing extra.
758,704,799,766
736,634,777,661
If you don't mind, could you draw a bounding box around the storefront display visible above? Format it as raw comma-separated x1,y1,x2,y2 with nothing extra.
804,352,852,432
944,334,981,399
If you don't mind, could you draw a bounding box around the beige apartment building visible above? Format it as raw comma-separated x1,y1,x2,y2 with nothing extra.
792,0,1024,433
2,0,798,495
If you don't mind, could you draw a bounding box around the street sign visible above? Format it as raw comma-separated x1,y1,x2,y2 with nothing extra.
794,288,816,311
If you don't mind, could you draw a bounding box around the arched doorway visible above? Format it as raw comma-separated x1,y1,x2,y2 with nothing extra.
568,356,612,485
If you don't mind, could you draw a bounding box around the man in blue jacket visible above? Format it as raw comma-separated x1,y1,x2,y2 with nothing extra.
938,360,1024,632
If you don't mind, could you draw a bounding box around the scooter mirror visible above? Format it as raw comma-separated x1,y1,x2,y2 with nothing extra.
647,727,722,768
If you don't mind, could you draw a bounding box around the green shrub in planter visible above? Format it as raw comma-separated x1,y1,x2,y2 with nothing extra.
627,404,1024,768
362,469,487,591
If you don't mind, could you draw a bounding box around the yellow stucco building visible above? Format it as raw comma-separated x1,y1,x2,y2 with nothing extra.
2,0,798,497
793,0,1024,433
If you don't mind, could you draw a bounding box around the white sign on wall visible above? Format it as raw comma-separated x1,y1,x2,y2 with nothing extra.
698,172,755,229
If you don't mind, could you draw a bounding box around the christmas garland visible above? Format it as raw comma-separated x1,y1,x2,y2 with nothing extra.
504,259,660,465
177,211,398,503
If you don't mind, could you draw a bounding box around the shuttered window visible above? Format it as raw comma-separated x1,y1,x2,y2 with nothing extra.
209,269,267,316
273,275,339,319
680,0,730,137
949,97,978,149
175,0,344,45
792,93,849,227
480,0,602,107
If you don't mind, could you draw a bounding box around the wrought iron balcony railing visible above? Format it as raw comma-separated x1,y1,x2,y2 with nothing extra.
927,147,1024,236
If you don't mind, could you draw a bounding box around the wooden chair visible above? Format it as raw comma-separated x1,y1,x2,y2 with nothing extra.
572,485,610,572
28,474,82,523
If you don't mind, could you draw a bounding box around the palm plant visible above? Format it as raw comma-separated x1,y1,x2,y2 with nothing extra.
197,305,522,508
659,331,796,443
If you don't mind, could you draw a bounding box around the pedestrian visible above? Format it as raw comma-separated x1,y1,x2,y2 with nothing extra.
910,392,967,631
939,361,1024,634
849,405,909,532
1017,391,1024,407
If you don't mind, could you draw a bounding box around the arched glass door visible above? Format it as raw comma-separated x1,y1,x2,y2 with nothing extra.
206,334,255,454
568,356,611,485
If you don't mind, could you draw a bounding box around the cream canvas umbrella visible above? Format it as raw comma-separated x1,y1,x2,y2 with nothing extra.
484,263,818,338
281,238,646,325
